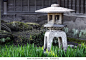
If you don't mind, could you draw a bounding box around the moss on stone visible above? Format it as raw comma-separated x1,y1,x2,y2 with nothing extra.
26,22,40,26
26,22,40,29
0,30,13,43
7,21,33,31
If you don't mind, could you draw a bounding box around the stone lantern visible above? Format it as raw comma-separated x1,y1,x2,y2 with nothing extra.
35,4,74,52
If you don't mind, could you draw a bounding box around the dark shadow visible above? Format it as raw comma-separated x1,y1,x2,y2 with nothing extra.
44,36,47,51
52,37,59,47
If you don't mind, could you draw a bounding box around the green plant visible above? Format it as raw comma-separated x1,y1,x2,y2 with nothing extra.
79,29,86,38
0,37,11,43
64,28,86,39
7,21,32,31
1,20,7,23
72,29,79,38
0,43,86,57
0,38,6,42
13,35,33,45
67,37,86,44
6,37,11,40
31,31,45,46
64,27,69,33
26,22,40,29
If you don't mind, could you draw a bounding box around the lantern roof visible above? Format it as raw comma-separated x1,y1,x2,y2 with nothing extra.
35,4,74,13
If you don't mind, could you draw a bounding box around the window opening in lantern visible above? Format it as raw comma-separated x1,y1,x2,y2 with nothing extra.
49,15,53,23
55,15,59,21
49,15,52,20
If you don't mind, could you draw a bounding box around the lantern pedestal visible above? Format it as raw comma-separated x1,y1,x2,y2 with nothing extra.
44,30,67,52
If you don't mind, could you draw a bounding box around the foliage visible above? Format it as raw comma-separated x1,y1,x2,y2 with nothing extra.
0,30,7,33
0,30,13,38
72,29,79,37
0,43,86,57
1,23,11,32
1,20,7,23
0,30,13,43
26,22,41,30
31,31,45,46
0,44,49,57
7,21,32,31
64,27,69,33
13,30,45,46
67,37,86,44
13,35,33,45
44,43,86,57
79,29,86,38
63,27,86,39
0,37,11,43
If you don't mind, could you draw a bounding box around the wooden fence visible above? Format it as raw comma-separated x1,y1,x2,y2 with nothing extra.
2,0,86,14
59,0,86,14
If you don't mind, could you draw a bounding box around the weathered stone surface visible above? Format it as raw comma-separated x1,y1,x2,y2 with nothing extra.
1,23,11,32
44,30,67,52
63,15,86,30
68,44,78,49
68,45,74,47
0,30,13,39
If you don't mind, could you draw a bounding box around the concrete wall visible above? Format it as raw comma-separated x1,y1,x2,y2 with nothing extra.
60,0,86,14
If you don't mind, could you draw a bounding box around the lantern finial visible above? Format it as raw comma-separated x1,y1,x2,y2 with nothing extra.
51,4,59,7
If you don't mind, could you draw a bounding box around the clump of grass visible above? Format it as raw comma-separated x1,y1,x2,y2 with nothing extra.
0,43,86,57
0,43,54,57
45,43,86,57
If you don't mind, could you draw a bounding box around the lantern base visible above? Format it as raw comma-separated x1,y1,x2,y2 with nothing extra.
44,30,67,52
